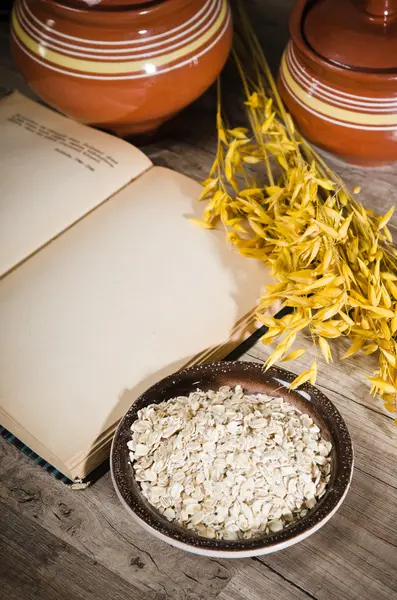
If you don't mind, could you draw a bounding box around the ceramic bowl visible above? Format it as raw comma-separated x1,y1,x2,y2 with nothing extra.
111,361,353,557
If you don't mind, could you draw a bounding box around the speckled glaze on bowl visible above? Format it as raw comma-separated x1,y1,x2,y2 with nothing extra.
111,361,353,557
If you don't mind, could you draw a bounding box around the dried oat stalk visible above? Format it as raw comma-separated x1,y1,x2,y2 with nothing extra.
198,2,397,419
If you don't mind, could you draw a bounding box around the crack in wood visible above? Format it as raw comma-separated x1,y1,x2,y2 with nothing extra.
252,558,320,600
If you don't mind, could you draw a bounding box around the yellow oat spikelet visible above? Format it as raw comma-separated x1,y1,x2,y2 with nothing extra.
281,348,306,362
289,360,317,389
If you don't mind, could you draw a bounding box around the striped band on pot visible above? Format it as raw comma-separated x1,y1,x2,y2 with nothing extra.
280,42,397,131
12,0,231,80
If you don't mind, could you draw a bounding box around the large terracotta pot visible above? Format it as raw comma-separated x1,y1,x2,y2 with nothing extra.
11,0,232,136
278,0,397,166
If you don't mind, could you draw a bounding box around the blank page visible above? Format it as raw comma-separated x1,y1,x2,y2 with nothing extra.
0,167,273,474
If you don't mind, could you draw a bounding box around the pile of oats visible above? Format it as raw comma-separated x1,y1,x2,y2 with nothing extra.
128,385,332,540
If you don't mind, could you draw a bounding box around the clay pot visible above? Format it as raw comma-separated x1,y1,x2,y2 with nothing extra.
278,0,397,166
11,0,232,136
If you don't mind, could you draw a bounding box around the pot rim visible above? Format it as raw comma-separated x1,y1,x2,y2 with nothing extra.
290,0,397,82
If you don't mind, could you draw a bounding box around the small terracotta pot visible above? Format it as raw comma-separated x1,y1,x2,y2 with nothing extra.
278,0,397,166
11,0,232,136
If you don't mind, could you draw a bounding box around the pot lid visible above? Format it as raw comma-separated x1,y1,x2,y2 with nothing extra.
303,0,397,70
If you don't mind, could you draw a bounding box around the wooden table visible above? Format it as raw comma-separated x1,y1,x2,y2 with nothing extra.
1,3,397,599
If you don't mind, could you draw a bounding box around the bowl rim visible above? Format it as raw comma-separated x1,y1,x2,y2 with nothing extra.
110,361,354,557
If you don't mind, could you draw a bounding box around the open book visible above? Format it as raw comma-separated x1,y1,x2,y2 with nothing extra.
0,92,275,481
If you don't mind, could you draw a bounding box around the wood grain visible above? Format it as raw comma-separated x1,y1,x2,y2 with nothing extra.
0,501,145,600
0,440,234,600
259,470,397,600
217,559,311,600
2,1,397,599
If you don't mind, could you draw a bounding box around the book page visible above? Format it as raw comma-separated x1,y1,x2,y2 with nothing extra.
0,167,274,477
0,91,152,277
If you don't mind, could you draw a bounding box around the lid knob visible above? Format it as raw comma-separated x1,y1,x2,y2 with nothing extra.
361,0,397,20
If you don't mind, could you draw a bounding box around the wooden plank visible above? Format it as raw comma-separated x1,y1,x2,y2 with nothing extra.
218,560,312,600
0,501,144,600
259,468,397,600
0,437,235,600
0,438,318,600
145,144,214,183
